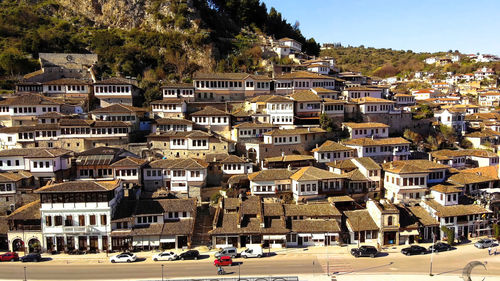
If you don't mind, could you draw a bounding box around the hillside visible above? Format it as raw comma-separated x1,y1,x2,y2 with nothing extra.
321,45,500,78
0,0,320,102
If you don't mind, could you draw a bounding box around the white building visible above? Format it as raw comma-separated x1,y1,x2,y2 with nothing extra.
343,137,411,163
311,140,354,164
93,77,138,107
37,180,123,252
342,122,389,139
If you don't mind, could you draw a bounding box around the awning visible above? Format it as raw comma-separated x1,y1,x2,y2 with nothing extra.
160,237,176,243
298,233,312,237
312,233,325,240
400,229,419,236
263,235,286,240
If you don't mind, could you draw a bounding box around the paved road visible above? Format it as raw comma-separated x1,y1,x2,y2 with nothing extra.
1,246,498,280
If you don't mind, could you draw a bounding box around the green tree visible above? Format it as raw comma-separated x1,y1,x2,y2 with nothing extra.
440,226,455,245
0,48,35,76
319,113,335,132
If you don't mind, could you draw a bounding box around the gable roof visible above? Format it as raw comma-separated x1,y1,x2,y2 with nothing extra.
91,104,146,114
154,118,194,126
0,93,61,106
264,127,326,136
382,160,449,174
352,97,394,104
284,203,341,217
94,77,134,85
289,90,321,102
0,148,72,158
424,199,490,217
312,140,353,152
220,155,246,164
342,122,389,129
109,157,147,167
190,106,228,116
353,157,381,170
430,184,462,194
290,166,344,181
344,209,379,231
36,180,120,193
343,137,410,146
148,158,209,169
248,169,294,181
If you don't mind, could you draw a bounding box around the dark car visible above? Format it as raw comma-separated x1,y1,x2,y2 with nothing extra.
20,253,42,262
401,245,428,256
179,250,199,260
350,246,378,258
428,242,452,252
0,252,19,262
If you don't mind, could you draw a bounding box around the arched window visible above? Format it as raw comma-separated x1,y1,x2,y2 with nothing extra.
388,216,393,226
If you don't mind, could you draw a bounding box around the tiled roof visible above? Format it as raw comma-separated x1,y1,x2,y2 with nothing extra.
327,195,354,203
224,198,240,210
233,122,276,129
289,90,321,102
326,159,357,170
407,206,439,226
461,166,499,180
7,200,41,220
0,148,72,158
94,77,134,85
352,97,394,104
110,157,147,167
263,203,284,216
465,130,500,138
77,146,124,156
311,87,336,93
344,87,382,91
276,71,333,80
311,140,353,152
290,166,344,181
264,127,326,136
353,157,381,170
248,169,294,181
291,219,340,233
430,149,499,160
150,99,185,104
342,122,389,129
135,198,196,215
424,199,490,218
430,184,462,194
190,106,228,116
0,93,61,106
148,158,209,169
343,137,410,146
447,172,496,185
264,155,315,163
344,209,379,231
0,172,32,182
284,203,341,217
193,72,270,81
44,78,90,85
382,160,449,174
154,118,193,126
249,95,292,103
36,180,120,193
91,104,146,114
220,155,246,164
343,169,368,181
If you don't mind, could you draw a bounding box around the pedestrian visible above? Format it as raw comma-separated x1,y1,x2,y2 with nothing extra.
488,246,492,255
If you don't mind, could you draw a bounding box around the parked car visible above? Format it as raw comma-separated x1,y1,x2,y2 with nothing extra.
350,246,378,258
215,247,238,258
0,252,19,262
240,245,263,258
474,239,495,249
179,250,199,260
428,242,452,252
110,253,137,263
214,256,233,267
20,253,42,263
153,252,178,261
401,245,428,256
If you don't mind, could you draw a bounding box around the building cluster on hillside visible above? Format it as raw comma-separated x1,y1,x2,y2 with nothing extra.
0,50,499,254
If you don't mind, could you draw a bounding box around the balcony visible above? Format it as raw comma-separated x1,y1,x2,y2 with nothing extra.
63,226,86,233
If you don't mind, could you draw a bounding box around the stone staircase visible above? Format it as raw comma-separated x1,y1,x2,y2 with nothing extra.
191,204,213,247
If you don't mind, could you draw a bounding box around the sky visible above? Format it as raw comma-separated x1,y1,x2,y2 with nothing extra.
262,0,500,55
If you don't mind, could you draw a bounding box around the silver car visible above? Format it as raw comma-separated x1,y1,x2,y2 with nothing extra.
474,239,494,249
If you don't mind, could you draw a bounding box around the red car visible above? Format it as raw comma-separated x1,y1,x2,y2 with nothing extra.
214,256,233,267
0,252,19,262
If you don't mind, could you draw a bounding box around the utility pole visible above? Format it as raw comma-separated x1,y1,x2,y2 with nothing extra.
429,230,435,277
238,262,241,280
24,266,27,281
161,264,164,281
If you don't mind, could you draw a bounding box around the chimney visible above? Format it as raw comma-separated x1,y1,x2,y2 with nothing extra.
315,143,319,149
371,135,375,140
307,127,311,132
287,164,292,171
281,152,285,158
213,157,217,163
390,163,393,169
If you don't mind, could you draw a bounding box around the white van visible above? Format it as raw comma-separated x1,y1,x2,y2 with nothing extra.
215,247,238,258
240,245,263,258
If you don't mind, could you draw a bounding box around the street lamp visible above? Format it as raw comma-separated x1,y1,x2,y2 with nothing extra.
429,230,435,277
24,266,27,281
238,262,241,280
161,264,164,281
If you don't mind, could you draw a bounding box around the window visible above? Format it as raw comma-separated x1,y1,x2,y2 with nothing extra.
387,216,393,226
46,216,52,226
55,215,63,226
89,215,96,225
79,215,85,226
101,215,107,225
